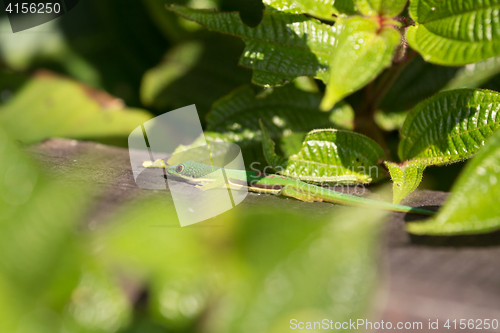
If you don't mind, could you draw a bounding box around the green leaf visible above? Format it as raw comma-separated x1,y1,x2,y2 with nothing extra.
356,0,407,17
260,120,387,183
399,89,500,165
223,208,385,333
443,56,500,90
142,0,199,42
207,85,350,133
374,109,408,131
64,266,132,332
0,124,103,333
407,130,500,235
0,75,153,144
379,55,500,130
264,0,357,19
167,5,336,86
385,161,425,204
98,196,385,331
0,128,86,294
95,197,220,329
407,0,500,65
321,16,400,110
169,85,352,168
141,36,252,119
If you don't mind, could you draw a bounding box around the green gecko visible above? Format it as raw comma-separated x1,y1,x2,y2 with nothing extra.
143,159,435,215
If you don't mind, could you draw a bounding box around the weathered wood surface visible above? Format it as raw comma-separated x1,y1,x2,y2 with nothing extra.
28,139,500,332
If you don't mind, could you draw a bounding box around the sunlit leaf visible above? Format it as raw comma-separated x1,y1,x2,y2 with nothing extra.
260,120,387,183
321,16,400,110
0,75,152,144
385,161,425,204
407,130,500,235
399,89,500,165
407,0,500,65
168,5,337,86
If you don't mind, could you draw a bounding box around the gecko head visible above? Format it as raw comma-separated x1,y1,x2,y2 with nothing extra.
166,161,216,181
166,161,193,179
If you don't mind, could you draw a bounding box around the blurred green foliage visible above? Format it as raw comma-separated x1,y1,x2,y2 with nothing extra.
0,122,385,332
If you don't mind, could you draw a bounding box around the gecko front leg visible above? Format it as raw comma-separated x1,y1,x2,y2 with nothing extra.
195,177,226,191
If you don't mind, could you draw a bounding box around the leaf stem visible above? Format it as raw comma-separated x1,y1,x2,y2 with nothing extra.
354,50,416,158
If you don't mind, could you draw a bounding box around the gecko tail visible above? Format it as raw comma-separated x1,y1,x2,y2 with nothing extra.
400,206,436,216
142,159,167,168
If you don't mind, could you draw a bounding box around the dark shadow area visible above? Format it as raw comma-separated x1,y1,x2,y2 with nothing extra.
0,68,29,105
400,205,441,222
221,0,264,27
56,0,169,107
404,210,500,247
380,56,460,113
145,34,252,121
408,230,500,247
403,206,441,222
422,161,466,192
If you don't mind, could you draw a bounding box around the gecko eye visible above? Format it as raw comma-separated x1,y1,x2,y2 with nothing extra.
176,165,184,173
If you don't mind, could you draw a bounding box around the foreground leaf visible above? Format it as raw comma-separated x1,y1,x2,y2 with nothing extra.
385,161,425,204
0,126,125,332
260,120,386,183
0,75,152,144
99,193,385,332
95,196,212,329
399,89,500,165
407,130,500,235
63,265,132,333
168,5,336,86
222,208,385,333
0,127,86,295
321,16,400,110
407,0,500,65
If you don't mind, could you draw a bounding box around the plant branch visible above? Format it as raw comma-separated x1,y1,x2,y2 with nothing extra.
353,48,416,159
